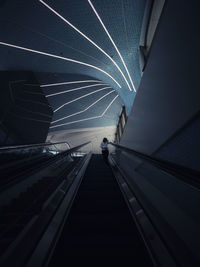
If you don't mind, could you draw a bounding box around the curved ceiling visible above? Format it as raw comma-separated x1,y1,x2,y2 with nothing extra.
0,0,147,132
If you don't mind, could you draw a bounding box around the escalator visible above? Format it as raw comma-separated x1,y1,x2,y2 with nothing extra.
49,154,153,266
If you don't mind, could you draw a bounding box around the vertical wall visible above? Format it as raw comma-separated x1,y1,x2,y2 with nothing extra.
113,1,200,265
121,0,200,160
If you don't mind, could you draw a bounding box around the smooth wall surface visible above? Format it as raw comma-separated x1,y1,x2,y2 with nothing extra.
120,0,200,155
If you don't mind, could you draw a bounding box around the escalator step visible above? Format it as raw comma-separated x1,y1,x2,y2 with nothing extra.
49,155,153,266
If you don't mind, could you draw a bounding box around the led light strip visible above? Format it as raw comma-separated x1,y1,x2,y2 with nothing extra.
88,0,136,92
51,90,115,124
0,41,121,87
39,0,132,91
40,80,104,87
25,80,104,87
46,83,106,97
54,86,111,113
50,95,119,129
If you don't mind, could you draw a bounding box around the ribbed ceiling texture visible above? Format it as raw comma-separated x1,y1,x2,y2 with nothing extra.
0,0,146,132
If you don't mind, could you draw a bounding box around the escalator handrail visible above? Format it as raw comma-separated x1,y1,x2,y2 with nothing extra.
0,141,71,151
110,142,200,189
0,141,91,191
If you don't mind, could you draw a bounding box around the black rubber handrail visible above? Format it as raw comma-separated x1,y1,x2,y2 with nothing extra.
110,142,200,189
0,141,91,192
0,141,70,151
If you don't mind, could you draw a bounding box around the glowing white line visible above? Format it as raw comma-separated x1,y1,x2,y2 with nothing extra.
46,83,106,97
88,0,136,92
39,0,132,91
50,95,119,129
101,95,119,115
54,86,111,113
51,90,115,124
0,41,121,87
40,80,104,87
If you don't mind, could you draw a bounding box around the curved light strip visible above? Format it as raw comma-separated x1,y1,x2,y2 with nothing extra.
25,80,105,87
39,0,132,91
50,95,119,129
46,83,106,97
0,41,121,87
88,0,136,92
1,18,115,70
54,86,111,113
52,90,115,124
41,80,104,87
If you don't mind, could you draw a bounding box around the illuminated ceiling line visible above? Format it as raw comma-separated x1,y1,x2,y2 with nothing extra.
1,18,114,71
25,80,105,87
46,83,107,97
50,95,119,129
41,80,105,87
88,0,136,92
39,0,132,91
52,89,115,124
54,86,111,113
0,41,121,87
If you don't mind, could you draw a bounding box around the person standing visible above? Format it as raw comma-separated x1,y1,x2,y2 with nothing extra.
100,137,110,164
